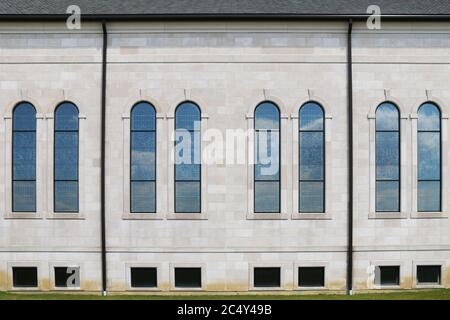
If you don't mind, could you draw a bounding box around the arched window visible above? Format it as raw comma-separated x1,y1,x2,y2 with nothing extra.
54,102,79,212
175,102,201,213
130,102,156,213
375,102,400,212
299,102,325,213
13,102,36,212
254,102,280,213
418,102,441,212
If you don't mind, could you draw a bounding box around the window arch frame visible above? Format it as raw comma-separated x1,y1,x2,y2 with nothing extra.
12,101,37,213
375,101,401,213
298,101,325,214
417,102,442,213
253,101,281,214
129,101,157,214
174,100,202,214
368,98,410,219
53,101,80,213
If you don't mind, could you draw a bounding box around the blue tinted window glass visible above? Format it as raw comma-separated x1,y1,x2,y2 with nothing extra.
175,102,201,213
13,132,36,180
299,131,324,181
254,102,280,213
299,103,325,213
54,181,78,212
255,181,280,213
131,131,156,181
299,181,324,213
376,181,400,212
255,102,280,130
255,131,280,181
55,132,78,180
54,103,79,213
175,181,201,213
418,103,440,131
375,103,400,212
299,103,324,131
418,103,441,212
175,102,201,131
13,103,36,131
376,103,399,131
131,181,156,213
13,181,36,212
418,132,440,181
13,103,36,212
418,181,441,212
130,102,157,213
376,132,399,180
55,102,78,131
176,164,201,181
131,102,156,131
175,131,201,173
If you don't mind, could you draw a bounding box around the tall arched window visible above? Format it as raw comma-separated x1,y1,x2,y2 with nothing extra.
375,102,400,212
13,102,36,212
54,102,79,212
418,102,441,212
130,102,156,213
175,102,201,213
299,102,325,213
254,102,280,213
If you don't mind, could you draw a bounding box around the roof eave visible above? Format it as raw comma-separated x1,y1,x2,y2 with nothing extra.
1,13,450,22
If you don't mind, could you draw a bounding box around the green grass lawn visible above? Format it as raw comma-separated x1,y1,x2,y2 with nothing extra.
1,289,450,300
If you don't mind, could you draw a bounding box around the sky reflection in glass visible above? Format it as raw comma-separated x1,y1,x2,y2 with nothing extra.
375,103,400,212
299,102,324,213
13,102,36,212
254,102,280,213
418,103,441,212
54,102,79,212
131,102,156,213
175,102,201,213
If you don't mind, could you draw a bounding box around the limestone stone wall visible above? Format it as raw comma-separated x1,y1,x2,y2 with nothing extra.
0,20,448,292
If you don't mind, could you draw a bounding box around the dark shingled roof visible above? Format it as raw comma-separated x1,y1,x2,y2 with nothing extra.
1,0,450,18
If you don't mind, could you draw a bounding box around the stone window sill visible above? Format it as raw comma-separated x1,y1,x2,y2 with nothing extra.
295,286,327,291
292,212,331,220
414,284,443,289
122,213,164,220
373,285,401,290
249,287,283,291
246,212,289,220
126,288,162,292
9,288,40,292
166,213,208,220
4,212,42,219
369,212,407,219
47,213,85,220
411,211,448,219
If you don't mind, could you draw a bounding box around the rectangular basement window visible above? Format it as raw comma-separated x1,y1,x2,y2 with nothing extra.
174,267,202,288
253,267,281,288
298,267,325,287
130,267,157,288
54,267,80,288
417,265,441,285
378,266,400,286
12,267,38,288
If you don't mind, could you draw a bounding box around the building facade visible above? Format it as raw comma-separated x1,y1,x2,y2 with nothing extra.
1,2,450,293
